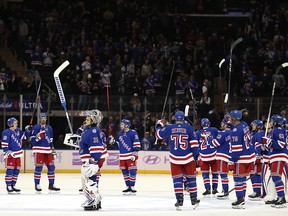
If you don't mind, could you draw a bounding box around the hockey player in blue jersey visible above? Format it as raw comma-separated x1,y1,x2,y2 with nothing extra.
30,113,60,193
79,109,104,210
248,120,265,200
211,117,232,199
116,119,141,195
262,114,288,208
229,110,255,209
155,111,200,210
1,117,28,194
196,118,219,197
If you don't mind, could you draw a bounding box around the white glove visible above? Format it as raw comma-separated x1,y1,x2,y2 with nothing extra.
52,151,57,160
4,151,15,159
108,135,115,145
81,162,99,178
35,131,45,141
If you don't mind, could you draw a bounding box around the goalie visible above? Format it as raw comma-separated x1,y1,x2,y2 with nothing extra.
78,109,104,211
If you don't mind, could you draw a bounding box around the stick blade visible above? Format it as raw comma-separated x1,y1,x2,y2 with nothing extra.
231,37,243,50
53,60,70,77
185,105,189,117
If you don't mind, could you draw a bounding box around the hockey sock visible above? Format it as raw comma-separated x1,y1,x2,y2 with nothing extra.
34,166,43,184
220,173,229,192
12,168,20,186
186,176,197,197
173,177,184,199
202,171,210,190
251,174,261,193
122,169,130,187
47,165,55,185
5,169,13,186
233,176,245,198
272,176,285,197
212,172,218,189
129,169,137,187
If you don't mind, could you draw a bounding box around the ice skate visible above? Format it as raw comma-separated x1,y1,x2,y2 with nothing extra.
12,186,21,194
122,186,132,195
35,184,42,194
212,188,219,197
202,188,211,198
175,194,184,211
248,192,261,201
190,194,200,210
265,198,278,205
79,188,83,194
271,197,287,208
6,186,18,195
231,197,245,209
48,184,60,193
130,186,137,196
83,199,99,211
217,190,229,200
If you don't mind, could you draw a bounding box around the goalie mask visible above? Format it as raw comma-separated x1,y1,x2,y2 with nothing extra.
84,109,103,126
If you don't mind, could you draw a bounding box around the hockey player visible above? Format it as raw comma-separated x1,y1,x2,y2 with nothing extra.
229,110,255,209
262,114,288,208
155,111,200,210
1,117,27,194
196,118,219,197
211,117,232,199
248,120,265,200
79,109,104,210
30,113,60,193
116,119,141,195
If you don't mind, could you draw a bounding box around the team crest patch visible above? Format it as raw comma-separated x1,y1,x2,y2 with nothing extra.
92,129,97,133
3,135,7,140
233,128,237,132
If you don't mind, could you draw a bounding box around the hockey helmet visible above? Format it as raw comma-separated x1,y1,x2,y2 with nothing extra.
251,120,263,129
201,118,210,127
39,113,47,119
271,114,283,124
230,110,242,120
174,111,185,121
121,119,131,128
7,117,18,127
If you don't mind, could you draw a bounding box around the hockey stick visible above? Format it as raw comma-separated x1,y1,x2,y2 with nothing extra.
265,62,288,136
184,104,194,126
217,172,258,198
227,37,243,109
161,60,175,118
218,58,225,113
53,60,73,134
29,80,42,125
188,88,199,127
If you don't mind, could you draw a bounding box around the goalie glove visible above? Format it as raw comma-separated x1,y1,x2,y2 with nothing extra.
81,160,99,178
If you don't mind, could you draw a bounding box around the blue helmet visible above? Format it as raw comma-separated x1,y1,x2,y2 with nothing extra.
39,113,47,119
251,120,263,129
201,118,210,127
224,114,231,124
121,119,131,128
175,111,185,121
271,114,283,124
7,117,18,127
230,110,242,120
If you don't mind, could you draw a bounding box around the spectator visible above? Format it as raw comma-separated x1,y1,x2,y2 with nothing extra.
130,93,141,112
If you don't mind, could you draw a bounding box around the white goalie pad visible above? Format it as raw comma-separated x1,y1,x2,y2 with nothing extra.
64,133,81,148
81,173,101,206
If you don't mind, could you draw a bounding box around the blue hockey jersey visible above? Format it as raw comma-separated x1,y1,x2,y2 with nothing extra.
196,127,218,161
211,129,232,162
116,129,141,160
156,123,199,164
79,126,103,162
230,121,255,163
1,128,25,158
30,124,54,154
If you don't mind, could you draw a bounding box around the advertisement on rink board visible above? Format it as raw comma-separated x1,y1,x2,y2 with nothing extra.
0,150,171,173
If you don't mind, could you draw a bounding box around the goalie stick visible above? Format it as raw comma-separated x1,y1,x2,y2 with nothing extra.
29,80,42,125
53,60,73,134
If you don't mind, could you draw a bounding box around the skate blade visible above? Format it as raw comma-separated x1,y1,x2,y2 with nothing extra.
123,192,132,196
202,195,211,198
248,197,262,201
232,205,245,209
48,190,60,194
176,206,182,211
217,196,229,200
271,204,287,208
8,192,20,195
192,203,199,210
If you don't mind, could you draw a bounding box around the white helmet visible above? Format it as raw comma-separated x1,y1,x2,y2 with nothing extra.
84,109,103,125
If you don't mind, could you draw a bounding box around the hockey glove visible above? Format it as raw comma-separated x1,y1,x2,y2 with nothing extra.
4,150,15,159
195,157,203,168
262,136,271,147
255,155,262,165
25,125,33,133
228,161,235,171
155,119,166,130
130,154,139,162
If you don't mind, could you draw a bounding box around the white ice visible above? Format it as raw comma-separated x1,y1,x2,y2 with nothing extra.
0,173,287,216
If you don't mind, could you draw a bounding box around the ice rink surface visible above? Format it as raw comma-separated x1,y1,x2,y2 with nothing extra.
0,173,287,216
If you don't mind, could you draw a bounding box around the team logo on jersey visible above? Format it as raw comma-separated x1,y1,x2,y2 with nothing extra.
233,128,237,132
92,129,97,133
3,135,7,140
143,155,161,164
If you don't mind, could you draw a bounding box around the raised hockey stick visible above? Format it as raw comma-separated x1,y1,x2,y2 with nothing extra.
184,104,194,126
29,80,42,125
53,60,73,134
218,58,225,113
217,172,258,198
227,38,243,109
265,62,288,136
188,88,199,127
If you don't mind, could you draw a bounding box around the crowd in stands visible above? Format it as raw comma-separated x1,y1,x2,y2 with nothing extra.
1,0,288,150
